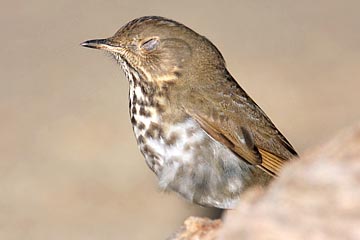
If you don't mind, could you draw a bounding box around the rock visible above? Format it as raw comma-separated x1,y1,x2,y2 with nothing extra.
168,217,221,240
219,124,360,240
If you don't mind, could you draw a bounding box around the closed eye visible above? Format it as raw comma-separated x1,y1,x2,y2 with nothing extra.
140,38,159,51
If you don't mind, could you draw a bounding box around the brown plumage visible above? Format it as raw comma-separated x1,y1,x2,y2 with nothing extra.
81,16,297,208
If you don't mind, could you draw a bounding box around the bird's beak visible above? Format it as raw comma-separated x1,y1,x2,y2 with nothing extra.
80,38,119,52
81,39,108,49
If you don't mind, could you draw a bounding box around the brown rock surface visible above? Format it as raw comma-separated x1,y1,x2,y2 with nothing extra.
220,123,360,240
169,217,221,240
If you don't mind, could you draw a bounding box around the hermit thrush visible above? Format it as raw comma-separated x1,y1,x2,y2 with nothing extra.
81,16,297,209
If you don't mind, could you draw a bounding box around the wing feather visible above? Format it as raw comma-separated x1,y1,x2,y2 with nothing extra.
181,74,297,176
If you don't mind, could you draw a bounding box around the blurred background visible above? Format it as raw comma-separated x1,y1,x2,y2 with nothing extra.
1,0,359,239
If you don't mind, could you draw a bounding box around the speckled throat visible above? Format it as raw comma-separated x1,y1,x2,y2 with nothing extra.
113,54,166,173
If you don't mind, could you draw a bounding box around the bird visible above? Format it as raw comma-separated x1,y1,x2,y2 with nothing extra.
81,16,297,209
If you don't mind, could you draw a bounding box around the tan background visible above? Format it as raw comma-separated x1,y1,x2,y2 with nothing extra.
1,0,359,239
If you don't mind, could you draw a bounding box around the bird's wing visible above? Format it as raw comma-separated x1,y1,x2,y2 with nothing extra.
189,111,262,166
187,109,282,176
183,78,297,176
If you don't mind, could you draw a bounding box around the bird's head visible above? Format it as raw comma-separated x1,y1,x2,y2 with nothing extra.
81,16,225,84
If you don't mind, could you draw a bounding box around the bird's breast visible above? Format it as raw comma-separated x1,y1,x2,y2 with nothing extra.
128,77,205,174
